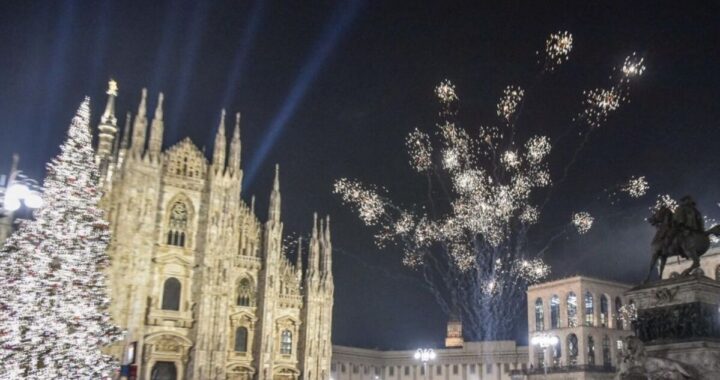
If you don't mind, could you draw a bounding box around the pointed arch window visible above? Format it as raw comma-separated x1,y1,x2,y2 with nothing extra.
161,277,181,311
166,201,189,247
600,295,609,327
552,336,561,367
584,292,594,326
550,295,560,328
280,330,292,355
602,335,611,367
567,292,578,327
615,297,623,330
587,336,596,366
567,334,578,366
234,327,248,352
237,278,254,306
535,298,544,331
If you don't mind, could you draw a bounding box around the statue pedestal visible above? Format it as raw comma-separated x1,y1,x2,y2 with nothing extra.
625,274,720,378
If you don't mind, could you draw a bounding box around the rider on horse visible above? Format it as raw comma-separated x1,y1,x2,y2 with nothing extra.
673,196,704,236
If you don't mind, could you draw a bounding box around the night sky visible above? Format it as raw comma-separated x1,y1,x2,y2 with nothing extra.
1,1,719,350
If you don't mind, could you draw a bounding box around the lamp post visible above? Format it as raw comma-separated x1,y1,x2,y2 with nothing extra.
530,334,558,378
413,348,435,380
1,156,43,246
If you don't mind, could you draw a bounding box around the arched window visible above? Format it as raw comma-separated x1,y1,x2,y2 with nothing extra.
235,327,248,352
280,330,292,355
567,334,578,366
587,336,596,366
600,295,609,327
716,265,720,280
615,297,623,330
670,271,680,279
161,277,181,311
602,335,611,368
535,298,544,331
552,335,561,367
550,295,560,328
567,292,578,327
237,278,253,306
166,201,189,247
584,292,594,326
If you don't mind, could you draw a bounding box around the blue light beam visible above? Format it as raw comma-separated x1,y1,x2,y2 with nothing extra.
220,0,267,109
244,0,363,187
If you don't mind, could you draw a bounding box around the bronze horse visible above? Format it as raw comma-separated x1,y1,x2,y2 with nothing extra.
645,206,720,282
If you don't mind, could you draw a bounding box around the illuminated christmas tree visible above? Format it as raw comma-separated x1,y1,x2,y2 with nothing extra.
0,98,122,379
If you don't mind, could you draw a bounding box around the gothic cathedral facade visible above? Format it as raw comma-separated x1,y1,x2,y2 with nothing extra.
94,82,334,380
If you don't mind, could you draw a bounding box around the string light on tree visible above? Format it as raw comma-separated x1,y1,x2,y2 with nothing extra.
0,98,123,379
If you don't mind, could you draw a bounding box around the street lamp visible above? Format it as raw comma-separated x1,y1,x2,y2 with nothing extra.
3,181,43,211
413,348,436,380
530,334,558,378
1,155,43,246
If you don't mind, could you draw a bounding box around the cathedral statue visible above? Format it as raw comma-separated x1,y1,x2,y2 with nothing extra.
645,195,720,282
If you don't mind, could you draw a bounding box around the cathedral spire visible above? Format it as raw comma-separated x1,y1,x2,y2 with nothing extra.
309,213,320,273
268,164,281,222
120,111,131,150
96,79,119,165
131,88,148,155
229,112,242,172
322,215,333,276
213,109,227,170
147,92,164,160
296,237,303,282
117,112,131,168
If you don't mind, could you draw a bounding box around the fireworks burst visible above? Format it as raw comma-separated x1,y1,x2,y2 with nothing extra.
333,179,385,225
622,53,646,78
406,128,433,172
652,194,678,212
541,31,573,70
497,86,524,122
572,212,594,234
582,87,622,127
334,30,646,341
621,176,649,198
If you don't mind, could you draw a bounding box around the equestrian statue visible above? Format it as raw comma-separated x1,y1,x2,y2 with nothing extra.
645,195,720,282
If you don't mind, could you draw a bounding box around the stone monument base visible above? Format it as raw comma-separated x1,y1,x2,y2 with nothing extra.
623,274,720,379
645,340,720,378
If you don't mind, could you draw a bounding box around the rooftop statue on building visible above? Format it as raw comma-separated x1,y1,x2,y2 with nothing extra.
645,195,720,282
